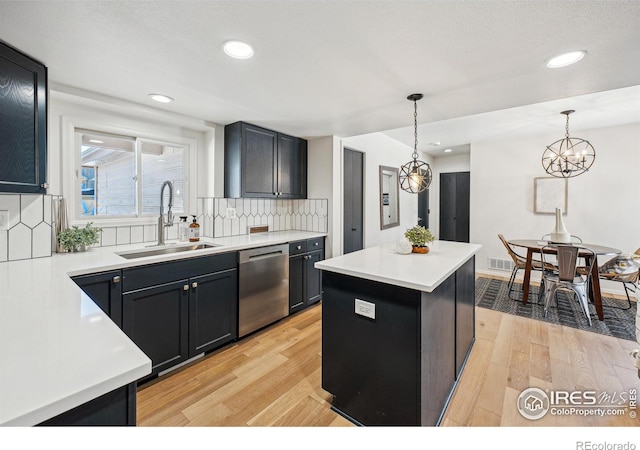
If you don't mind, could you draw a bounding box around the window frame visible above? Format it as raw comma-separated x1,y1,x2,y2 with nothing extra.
62,116,197,227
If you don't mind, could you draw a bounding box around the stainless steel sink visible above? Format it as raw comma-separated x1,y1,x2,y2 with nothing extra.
117,243,221,259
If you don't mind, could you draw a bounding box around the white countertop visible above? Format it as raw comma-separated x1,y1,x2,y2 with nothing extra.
315,240,482,292
0,230,325,426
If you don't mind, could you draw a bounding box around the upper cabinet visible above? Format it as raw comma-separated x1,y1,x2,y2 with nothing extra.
224,121,307,199
0,41,48,194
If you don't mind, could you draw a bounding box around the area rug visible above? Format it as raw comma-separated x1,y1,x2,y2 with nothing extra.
475,277,637,341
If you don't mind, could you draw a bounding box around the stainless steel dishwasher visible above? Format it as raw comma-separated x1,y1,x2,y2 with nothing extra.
238,244,289,337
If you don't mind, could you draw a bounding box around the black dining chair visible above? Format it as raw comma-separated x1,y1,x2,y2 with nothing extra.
540,244,596,326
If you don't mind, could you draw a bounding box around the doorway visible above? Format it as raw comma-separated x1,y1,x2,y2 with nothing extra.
343,148,363,254
418,188,429,229
439,171,470,243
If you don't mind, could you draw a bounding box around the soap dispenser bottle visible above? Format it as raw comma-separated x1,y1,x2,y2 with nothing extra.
178,216,189,242
189,215,200,242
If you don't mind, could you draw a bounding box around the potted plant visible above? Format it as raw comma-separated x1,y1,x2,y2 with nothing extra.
58,222,102,252
404,225,435,254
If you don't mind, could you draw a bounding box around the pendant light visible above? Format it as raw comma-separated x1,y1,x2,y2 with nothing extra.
399,94,432,193
542,110,595,178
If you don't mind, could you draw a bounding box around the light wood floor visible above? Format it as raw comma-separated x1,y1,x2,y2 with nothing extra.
137,277,639,427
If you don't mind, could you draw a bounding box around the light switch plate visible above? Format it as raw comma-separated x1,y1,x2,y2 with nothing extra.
355,298,375,320
0,210,8,231
226,207,236,219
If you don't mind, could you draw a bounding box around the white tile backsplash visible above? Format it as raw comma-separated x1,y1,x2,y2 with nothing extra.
21,195,43,229
0,194,55,262
8,223,31,261
101,227,117,246
32,222,52,258
130,225,144,244
204,197,328,238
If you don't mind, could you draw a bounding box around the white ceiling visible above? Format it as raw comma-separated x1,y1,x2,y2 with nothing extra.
1,1,639,155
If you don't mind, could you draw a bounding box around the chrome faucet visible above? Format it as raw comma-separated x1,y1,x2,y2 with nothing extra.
157,180,174,246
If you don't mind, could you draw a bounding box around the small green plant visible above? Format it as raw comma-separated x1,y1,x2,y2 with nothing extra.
58,222,102,252
404,225,435,247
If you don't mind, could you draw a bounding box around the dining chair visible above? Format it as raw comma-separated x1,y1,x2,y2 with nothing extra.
540,244,596,326
498,234,550,301
596,247,640,310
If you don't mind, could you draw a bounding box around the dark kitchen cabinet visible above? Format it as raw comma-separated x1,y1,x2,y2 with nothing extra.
224,121,307,199
0,40,48,194
38,383,136,426
72,270,123,328
289,237,324,314
189,268,238,356
121,252,238,381
123,279,189,380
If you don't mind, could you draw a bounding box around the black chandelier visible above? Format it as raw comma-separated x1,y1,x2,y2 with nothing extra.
541,110,595,178
399,94,432,193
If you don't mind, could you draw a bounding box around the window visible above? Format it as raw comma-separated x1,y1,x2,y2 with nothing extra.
75,128,189,220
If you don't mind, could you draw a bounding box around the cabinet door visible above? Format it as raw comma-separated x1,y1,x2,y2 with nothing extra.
189,269,238,356
305,249,323,306
0,42,47,194
72,270,123,328
289,254,305,314
123,280,189,379
242,124,278,197
277,133,307,199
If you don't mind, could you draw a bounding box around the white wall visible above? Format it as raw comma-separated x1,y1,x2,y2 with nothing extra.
471,122,640,293
342,132,419,249
307,136,341,258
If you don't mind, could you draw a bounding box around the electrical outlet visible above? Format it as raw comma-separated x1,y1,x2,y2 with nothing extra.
226,207,236,219
355,298,375,320
0,210,8,231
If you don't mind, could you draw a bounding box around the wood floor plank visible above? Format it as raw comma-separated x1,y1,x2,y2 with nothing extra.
136,281,638,427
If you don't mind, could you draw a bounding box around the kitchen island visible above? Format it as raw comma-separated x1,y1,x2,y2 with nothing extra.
316,239,481,426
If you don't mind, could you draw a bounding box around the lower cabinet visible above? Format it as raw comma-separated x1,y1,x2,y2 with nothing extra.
72,270,123,328
121,252,238,382
289,237,324,314
123,279,190,380
188,269,238,356
38,383,137,426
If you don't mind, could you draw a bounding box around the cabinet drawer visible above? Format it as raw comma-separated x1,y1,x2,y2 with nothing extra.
307,237,324,250
289,240,307,256
122,252,237,292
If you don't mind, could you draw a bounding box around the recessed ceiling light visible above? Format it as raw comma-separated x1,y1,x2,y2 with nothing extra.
444,148,452,153
223,40,254,59
149,93,174,103
428,142,441,146
546,51,587,68
88,139,104,144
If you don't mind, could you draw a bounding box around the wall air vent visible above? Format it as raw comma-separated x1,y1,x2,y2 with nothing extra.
488,257,514,272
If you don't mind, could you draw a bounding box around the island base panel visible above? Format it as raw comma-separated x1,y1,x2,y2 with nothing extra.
322,271,421,426
321,256,475,426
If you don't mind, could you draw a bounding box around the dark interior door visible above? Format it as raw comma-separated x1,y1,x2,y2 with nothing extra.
418,188,429,228
439,172,470,243
343,148,363,254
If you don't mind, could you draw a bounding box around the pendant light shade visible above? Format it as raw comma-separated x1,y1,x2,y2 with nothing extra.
399,94,432,193
542,110,595,178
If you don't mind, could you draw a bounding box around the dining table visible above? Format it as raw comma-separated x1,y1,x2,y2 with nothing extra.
508,239,621,321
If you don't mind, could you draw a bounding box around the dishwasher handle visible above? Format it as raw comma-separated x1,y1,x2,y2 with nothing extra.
247,251,285,262
238,244,289,264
